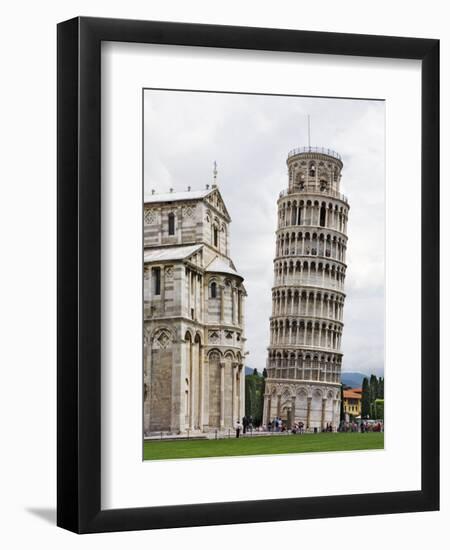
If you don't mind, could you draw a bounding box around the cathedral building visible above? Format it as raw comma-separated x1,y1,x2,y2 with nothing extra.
263,146,349,431
143,176,246,436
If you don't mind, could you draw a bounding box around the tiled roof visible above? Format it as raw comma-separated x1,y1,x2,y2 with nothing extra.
343,390,362,400
144,244,202,263
206,257,243,279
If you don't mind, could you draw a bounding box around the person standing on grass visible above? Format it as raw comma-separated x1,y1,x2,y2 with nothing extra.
235,419,242,438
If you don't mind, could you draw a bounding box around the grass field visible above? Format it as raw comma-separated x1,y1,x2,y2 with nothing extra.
143,432,384,460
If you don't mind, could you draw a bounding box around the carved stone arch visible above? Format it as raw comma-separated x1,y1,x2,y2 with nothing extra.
207,348,222,360
297,387,308,399
313,388,323,399
224,350,236,361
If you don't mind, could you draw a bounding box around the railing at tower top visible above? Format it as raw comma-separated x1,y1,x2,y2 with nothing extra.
288,146,342,161
279,187,349,203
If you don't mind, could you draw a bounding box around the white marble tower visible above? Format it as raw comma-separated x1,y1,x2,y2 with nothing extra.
263,147,349,431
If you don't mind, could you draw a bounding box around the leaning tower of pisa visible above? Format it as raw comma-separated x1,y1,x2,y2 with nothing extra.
263,146,349,431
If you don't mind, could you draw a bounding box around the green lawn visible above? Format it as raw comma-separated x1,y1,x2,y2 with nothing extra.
144,432,384,460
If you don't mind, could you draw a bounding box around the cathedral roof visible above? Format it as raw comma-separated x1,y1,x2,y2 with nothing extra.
144,186,231,221
144,244,202,263
206,257,243,279
144,189,211,203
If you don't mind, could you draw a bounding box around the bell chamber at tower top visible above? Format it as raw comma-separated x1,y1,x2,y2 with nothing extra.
283,146,348,204
277,147,350,234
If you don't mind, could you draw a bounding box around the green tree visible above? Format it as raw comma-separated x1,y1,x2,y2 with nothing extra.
369,374,379,404
245,376,255,418
253,368,258,376
245,372,265,426
377,377,384,399
262,368,268,378
256,376,265,426
374,399,384,420
361,377,371,418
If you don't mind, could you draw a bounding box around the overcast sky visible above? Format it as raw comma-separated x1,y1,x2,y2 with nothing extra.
144,90,385,377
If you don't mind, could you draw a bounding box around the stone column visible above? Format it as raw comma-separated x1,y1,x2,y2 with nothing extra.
332,398,337,429
161,265,166,313
193,271,197,320
187,269,191,315
263,394,270,426
239,364,245,421
220,285,225,322
189,341,195,430
219,362,225,428
277,394,281,417
231,362,237,423
203,356,209,430
238,291,242,325
200,275,205,323
306,397,312,429
198,345,204,430
321,397,327,430
291,396,296,424
177,205,183,244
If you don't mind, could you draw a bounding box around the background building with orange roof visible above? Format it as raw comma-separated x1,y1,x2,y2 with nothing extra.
343,388,362,419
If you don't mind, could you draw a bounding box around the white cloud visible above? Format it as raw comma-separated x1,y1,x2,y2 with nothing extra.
144,91,385,376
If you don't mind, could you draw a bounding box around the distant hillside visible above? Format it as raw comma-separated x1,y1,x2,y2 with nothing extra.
245,367,255,376
341,372,366,388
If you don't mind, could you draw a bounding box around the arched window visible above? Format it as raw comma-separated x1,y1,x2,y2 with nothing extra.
210,281,217,298
168,212,175,235
309,162,316,177
320,205,326,227
213,226,218,247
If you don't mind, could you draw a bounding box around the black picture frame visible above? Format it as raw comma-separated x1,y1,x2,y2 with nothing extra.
57,16,439,533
